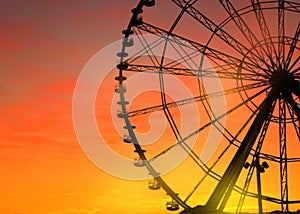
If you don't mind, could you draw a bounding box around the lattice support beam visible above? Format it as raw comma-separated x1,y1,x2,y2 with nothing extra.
236,100,276,213
278,0,285,69
279,99,289,212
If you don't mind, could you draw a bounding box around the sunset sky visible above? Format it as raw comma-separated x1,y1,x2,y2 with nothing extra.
1,1,154,213
1,0,299,214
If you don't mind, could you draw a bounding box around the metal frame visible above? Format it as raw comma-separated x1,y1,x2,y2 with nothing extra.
115,0,300,213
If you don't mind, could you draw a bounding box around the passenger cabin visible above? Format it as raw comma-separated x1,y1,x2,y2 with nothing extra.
115,85,127,93
134,158,145,167
116,61,129,70
132,15,143,26
123,38,134,47
166,199,179,211
148,179,160,190
117,110,125,118
123,135,132,143
143,0,155,7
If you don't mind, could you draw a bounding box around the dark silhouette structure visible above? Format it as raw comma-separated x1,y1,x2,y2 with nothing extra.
115,0,300,213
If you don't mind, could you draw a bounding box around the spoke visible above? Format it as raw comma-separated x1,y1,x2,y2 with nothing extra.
128,82,267,117
171,0,271,75
148,86,270,162
251,0,279,69
291,64,300,74
139,38,202,73
134,22,270,78
205,51,268,80
286,22,300,71
197,72,267,149
125,63,267,81
279,99,289,212
148,87,270,180
278,0,285,69
219,0,274,74
165,86,271,155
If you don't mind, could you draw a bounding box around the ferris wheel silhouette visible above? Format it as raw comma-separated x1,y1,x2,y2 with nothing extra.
115,0,300,213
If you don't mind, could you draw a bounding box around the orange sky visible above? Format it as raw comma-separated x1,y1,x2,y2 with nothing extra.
1,0,299,214
0,1,154,213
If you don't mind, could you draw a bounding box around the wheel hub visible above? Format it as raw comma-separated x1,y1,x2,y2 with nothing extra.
270,71,300,98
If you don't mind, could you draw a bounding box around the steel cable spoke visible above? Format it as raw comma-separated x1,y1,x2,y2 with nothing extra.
135,22,270,78
251,0,280,70
171,0,273,76
148,85,270,165
128,81,267,117
278,0,286,69
219,0,274,75
286,22,300,71
124,63,267,81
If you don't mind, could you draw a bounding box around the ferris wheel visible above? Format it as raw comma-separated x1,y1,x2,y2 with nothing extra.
115,0,300,213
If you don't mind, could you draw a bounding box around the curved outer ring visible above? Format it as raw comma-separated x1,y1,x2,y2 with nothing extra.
115,0,190,210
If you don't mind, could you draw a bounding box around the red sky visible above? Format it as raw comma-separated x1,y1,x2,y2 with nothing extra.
1,0,299,214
